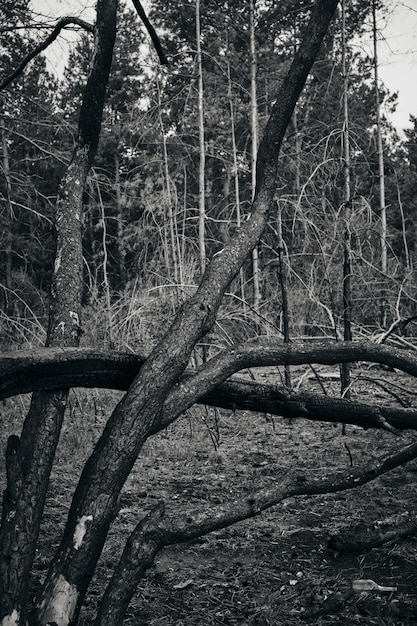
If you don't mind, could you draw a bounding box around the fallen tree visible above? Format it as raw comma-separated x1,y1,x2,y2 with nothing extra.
2,341,417,431
95,440,417,625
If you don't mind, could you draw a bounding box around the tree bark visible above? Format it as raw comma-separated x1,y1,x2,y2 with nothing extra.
34,3,340,623
329,515,417,553
196,0,206,275
340,0,352,399
0,1,118,624
276,202,292,387
227,52,245,304
250,0,261,313
0,125,13,303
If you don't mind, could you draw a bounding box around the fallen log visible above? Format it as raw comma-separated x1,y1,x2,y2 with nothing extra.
328,515,417,553
1,344,417,431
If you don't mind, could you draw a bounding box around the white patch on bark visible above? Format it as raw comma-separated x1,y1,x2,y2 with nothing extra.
0,609,20,626
37,576,78,626
69,311,79,326
73,514,93,550
54,250,61,273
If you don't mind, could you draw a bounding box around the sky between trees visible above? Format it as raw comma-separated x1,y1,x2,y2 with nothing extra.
29,0,417,136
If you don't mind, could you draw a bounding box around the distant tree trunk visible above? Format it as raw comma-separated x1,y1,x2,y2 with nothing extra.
292,21,301,199
292,108,302,197
276,201,292,388
395,172,411,272
250,0,261,313
157,77,179,284
0,125,13,310
196,0,206,275
340,0,352,400
96,173,113,345
0,1,118,624
372,0,387,323
227,54,246,306
114,142,127,290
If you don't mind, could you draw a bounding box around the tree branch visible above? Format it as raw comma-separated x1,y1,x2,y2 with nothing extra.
161,339,417,426
130,0,167,64
4,340,417,400
95,440,417,625
0,17,94,91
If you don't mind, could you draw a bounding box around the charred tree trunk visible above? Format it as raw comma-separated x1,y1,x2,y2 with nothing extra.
2,341,417,433
0,1,117,624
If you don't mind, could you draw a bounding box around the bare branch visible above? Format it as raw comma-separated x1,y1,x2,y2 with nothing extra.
161,339,417,423
130,0,168,65
96,440,417,625
0,17,94,91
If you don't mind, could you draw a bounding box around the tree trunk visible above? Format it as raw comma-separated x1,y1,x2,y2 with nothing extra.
0,2,118,624
276,201,292,388
34,3,340,623
227,53,246,305
340,0,352,400
114,142,127,290
157,77,179,284
250,0,261,313
0,125,13,304
372,0,387,325
372,0,386,275
196,0,206,275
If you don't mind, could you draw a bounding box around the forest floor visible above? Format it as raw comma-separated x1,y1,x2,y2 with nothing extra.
3,364,417,625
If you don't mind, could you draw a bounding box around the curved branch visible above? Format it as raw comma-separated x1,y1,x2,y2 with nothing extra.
96,440,417,625
3,341,417,400
161,339,417,427
0,348,143,400
2,343,417,431
0,17,94,91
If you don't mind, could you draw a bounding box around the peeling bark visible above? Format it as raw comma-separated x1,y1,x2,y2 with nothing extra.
0,609,20,626
36,575,78,626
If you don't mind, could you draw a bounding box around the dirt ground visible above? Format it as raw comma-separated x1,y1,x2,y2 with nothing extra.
3,365,417,624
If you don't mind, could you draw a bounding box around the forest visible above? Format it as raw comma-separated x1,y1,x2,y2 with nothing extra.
1,0,417,624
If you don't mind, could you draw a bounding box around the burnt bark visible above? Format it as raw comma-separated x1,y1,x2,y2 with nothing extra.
34,2,340,623
0,1,117,623
2,341,417,432
329,515,417,553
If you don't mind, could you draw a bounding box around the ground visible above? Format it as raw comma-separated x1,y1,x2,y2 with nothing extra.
2,364,417,624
